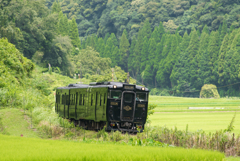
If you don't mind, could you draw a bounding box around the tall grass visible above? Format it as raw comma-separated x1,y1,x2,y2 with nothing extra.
29,108,240,156
0,134,225,161
142,124,239,156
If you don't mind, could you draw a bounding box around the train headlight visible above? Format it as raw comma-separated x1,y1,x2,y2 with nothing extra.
141,87,145,91
113,85,117,88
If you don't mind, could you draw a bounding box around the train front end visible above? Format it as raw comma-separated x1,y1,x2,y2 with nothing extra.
106,83,149,132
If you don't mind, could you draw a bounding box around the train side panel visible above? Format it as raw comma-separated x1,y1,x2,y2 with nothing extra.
56,88,69,118
95,87,108,122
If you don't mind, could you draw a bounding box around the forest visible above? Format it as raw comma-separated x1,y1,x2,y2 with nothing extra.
1,0,240,97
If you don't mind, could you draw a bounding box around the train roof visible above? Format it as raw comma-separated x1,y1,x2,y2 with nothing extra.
57,82,149,91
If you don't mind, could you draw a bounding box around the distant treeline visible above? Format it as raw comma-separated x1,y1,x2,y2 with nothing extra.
82,20,240,97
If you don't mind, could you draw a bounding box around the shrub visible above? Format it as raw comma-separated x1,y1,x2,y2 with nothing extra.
200,84,220,98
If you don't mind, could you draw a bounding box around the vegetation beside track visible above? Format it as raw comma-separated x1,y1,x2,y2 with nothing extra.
0,134,225,161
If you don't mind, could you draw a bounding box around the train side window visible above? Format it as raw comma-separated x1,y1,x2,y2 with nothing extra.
83,94,85,105
79,94,82,105
104,93,106,104
100,94,102,106
59,95,61,104
57,93,60,104
73,94,75,105
70,94,73,105
66,95,69,105
76,93,78,104
62,95,65,105
91,94,93,106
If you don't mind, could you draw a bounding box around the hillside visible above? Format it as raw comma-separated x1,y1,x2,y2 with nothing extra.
2,0,240,97
46,0,240,39
44,0,240,97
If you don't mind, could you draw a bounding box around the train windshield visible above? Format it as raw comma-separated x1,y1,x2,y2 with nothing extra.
136,92,148,101
110,90,122,99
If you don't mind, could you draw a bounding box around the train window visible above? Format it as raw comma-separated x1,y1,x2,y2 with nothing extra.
100,94,102,106
70,94,74,105
124,93,133,103
91,94,93,106
83,94,85,105
57,95,60,104
57,93,60,104
79,94,82,105
136,92,148,101
73,94,75,105
62,95,65,105
70,95,73,105
110,90,122,99
76,93,78,105
66,95,69,105
104,93,106,104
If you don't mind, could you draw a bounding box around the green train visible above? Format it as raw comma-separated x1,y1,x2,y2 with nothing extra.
55,82,149,132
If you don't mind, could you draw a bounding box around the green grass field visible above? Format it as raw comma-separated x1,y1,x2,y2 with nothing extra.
149,96,240,112
150,112,240,133
0,134,225,161
149,96,240,133
0,108,39,138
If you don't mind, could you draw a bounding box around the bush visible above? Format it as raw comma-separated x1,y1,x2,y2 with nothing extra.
200,84,220,98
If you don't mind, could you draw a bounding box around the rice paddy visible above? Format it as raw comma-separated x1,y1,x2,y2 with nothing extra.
0,134,225,161
149,96,240,133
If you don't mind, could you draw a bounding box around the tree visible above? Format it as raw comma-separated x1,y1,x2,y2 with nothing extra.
143,64,154,86
170,32,189,87
119,30,130,71
133,28,144,76
69,18,81,49
142,19,152,39
51,1,61,14
157,35,179,87
72,47,111,76
197,32,210,87
104,37,114,58
96,37,105,57
186,28,199,86
158,22,165,41
218,34,229,85
110,33,118,47
151,27,160,43
202,25,209,35
112,46,119,67
128,36,136,77
207,31,220,85
220,20,227,42
140,36,149,73
45,36,73,76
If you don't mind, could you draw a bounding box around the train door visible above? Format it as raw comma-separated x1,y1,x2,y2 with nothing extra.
120,92,136,122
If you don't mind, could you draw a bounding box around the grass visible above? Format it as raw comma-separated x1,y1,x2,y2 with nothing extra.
149,96,240,112
149,96,240,133
150,111,240,133
0,108,39,138
0,134,225,161
227,157,240,161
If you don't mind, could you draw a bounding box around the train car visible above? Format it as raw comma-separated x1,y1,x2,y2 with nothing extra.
55,82,149,132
